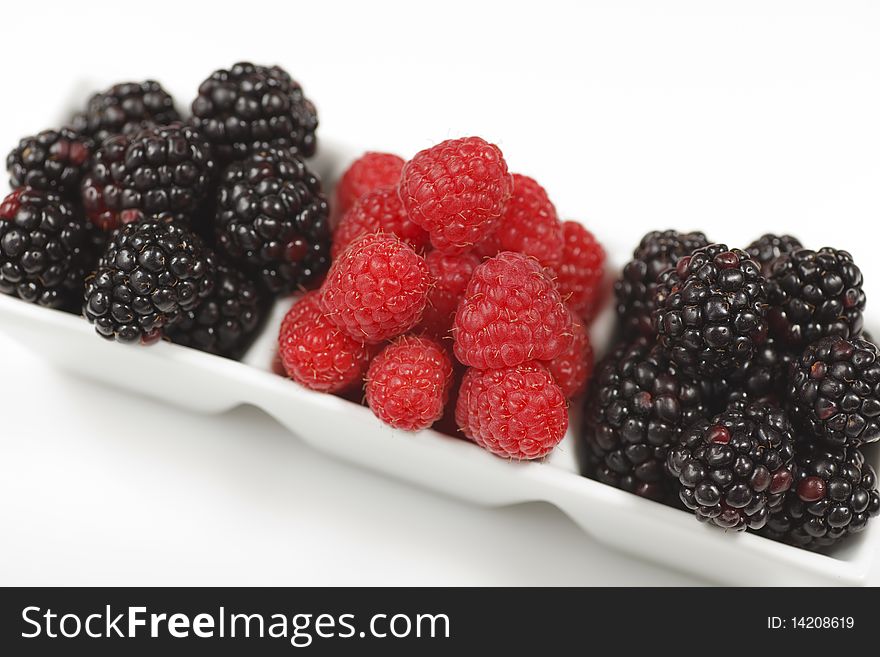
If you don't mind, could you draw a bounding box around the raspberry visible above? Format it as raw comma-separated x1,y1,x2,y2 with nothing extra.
398,137,513,254
418,250,481,339
278,291,373,393
457,362,568,460
555,221,606,322
320,234,431,343
365,335,454,431
453,251,572,369
547,308,594,399
474,174,563,268
335,152,405,216
331,186,429,259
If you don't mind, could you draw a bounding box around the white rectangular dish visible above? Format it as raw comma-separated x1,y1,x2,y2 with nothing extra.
1,272,878,586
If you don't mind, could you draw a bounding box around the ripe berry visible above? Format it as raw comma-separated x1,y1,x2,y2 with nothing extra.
766,247,865,349
335,152,405,216
547,308,593,399
453,251,572,369
786,335,880,448
320,234,431,343
418,250,481,339
653,243,768,377
278,291,373,393
457,362,568,460
72,80,180,143
555,221,606,322
331,186,428,258
746,233,803,276
398,137,513,254
474,174,563,268
7,128,93,199
366,335,454,431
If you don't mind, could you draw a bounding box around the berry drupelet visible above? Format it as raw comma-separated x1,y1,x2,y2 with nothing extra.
766,247,865,349
581,337,706,502
83,219,215,343
214,148,330,294
746,233,803,276
762,443,879,550
653,243,768,377
667,401,795,531
786,335,880,448
166,261,267,359
0,188,98,309
80,123,216,231
7,128,93,198
191,62,318,164
614,230,709,339
72,80,181,144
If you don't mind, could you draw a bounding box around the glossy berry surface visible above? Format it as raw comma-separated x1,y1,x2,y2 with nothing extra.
331,185,428,258
72,80,180,143
668,401,795,531
7,128,93,198
453,251,572,369
366,335,454,431
653,243,768,377
582,337,706,502
398,137,513,254
746,233,803,276
786,335,880,447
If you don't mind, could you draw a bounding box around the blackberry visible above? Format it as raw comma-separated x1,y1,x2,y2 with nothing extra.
83,219,215,343
746,233,803,276
7,128,93,198
786,335,880,448
762,443,879,550
214,148,330,294
191,62,318,164
80,124,215,231
766,247,865,349
166,261,267,359
581,337,707,502
72,81,180,144
701,337,794,412
0,188,98,309
653,244,768,377
668,401,796,531
614,230,709,339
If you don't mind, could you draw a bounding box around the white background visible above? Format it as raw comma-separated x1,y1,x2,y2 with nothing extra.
2,0,880,585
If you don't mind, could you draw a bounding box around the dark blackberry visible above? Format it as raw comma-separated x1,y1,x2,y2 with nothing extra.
581,336,707,502
0,188,98,309
7,128,94,198
72,81,180,144
653,243,768,377
166,261,267,359
191,62,318,164
214,148,330,294
701,337,795,412
80,123,215,231
766,247,865,349
668,401,796,531
745,233,803,276
762,443,879,550
83,219,215,343
786,335,880,448
614,230,709,339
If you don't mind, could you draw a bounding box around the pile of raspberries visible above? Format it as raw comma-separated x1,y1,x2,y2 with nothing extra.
584,230,879,551
277,137,606,460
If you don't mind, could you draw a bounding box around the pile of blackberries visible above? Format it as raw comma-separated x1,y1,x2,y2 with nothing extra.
582,231,880,552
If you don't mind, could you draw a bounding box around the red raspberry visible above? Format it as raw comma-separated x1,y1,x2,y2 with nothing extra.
418,250,482,339
453,251,572,369
320,233,431,343
336,152,404,216
332,186,429,259
278,291,373,393
398,136,513,254
547,307,594,398
555,221,606,322
475,174,564,268
365,334,454,431
457,362,568,460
